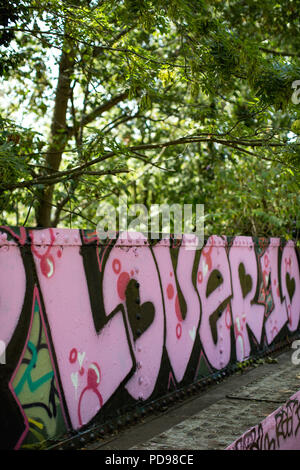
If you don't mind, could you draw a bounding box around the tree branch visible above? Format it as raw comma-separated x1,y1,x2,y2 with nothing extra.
67,90,130,136
259,47,300,58
3,131,298,193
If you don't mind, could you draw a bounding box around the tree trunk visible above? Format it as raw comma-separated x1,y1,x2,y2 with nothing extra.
35,40,75,227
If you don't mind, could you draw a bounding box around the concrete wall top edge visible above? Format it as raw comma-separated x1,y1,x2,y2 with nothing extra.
0,226,298,248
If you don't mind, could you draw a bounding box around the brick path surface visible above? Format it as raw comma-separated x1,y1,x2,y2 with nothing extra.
85,349,300,451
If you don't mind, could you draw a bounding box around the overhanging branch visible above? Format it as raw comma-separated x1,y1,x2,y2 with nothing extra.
3,133,299,192
67,90,130,136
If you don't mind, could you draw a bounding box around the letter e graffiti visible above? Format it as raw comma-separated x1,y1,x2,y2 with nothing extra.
291,340,300,365
0,340,6,365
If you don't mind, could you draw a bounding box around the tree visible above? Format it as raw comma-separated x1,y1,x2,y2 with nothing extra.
0,0,299,236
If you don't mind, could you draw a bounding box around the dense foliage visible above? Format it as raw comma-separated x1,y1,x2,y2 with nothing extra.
0,0,299,238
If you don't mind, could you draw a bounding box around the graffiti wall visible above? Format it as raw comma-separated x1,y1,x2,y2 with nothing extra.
0,227,299,449
227,389,300,450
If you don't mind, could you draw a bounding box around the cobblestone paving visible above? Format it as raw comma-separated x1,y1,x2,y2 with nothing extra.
130,352,300,450
85,350,300,451
130,400,278,450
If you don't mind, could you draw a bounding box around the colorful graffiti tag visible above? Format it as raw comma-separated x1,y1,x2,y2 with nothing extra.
227,390,300,450
0,227,299,449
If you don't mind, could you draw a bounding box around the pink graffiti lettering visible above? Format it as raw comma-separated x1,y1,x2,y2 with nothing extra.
31,229,134,429
281,243,300,331
153,235,200,383
260,240,289,344
229,237,265,361
102,232,164,400
198,236,232,370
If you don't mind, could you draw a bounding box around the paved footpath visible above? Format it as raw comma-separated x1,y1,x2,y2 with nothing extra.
85,349,300,451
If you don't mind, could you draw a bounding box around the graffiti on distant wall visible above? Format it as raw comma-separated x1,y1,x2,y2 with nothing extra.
227,392,300,450
0,227,299,449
